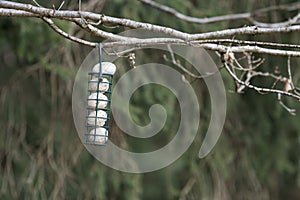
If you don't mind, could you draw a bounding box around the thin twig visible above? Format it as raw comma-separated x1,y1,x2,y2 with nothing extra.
287,56,294,89
165,45,220,79
223,62,300,100
57,1,64,11
42,17,97,47
278,93,296,115
250,13,300,28
32,0,42,8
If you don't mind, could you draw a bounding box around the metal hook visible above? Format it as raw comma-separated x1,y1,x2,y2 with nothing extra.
98,43,103,82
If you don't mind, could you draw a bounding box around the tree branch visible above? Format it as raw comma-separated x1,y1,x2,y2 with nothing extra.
1,1,300,42
139,0,300,27
1,0,300,114
223,62,300,100
42,17,97,47
1,1,299,57
139,0,251,24
197,43,300,57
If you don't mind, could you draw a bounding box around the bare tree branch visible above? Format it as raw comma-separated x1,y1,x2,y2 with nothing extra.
42,17,97,47
197,43,300,57
251,13,300,28
139,0,300,27
1,0,300,114
71,18,133,41
139,0,251,24
3,4,299,57
223,62,300,100
192,39,300,49
1,1,299,57
1,1,300,42
0,8,37,17
163,45,220,79
188,26,300,41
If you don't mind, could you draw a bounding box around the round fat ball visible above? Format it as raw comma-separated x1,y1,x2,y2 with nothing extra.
89,77,109,92
88,93,108,108
87,110,107,126
87,128,108,144
92,62,116,75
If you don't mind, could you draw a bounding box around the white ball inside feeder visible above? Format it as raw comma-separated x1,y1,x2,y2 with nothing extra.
89,77,109,92
87,110,107,126
92,62,116,75
88,93,108,108
87,128,108,144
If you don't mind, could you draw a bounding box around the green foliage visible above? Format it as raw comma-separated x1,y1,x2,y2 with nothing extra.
0,0,300,199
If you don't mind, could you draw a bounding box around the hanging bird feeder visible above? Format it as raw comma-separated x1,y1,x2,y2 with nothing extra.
84,43,116,145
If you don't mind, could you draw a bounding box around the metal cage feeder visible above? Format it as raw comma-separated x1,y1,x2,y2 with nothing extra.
84,44,116,146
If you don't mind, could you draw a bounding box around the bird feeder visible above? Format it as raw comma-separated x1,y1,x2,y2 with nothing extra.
84,44,116,145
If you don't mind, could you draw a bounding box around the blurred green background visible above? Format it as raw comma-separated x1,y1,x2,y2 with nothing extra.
0,0,300,199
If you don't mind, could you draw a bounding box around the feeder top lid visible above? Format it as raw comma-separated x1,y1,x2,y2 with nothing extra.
93,62,116,75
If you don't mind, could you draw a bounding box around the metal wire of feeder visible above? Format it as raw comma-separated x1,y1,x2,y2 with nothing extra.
84,43,113,146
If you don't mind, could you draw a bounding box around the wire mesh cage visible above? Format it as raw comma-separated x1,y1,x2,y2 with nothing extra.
84,44,116,145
